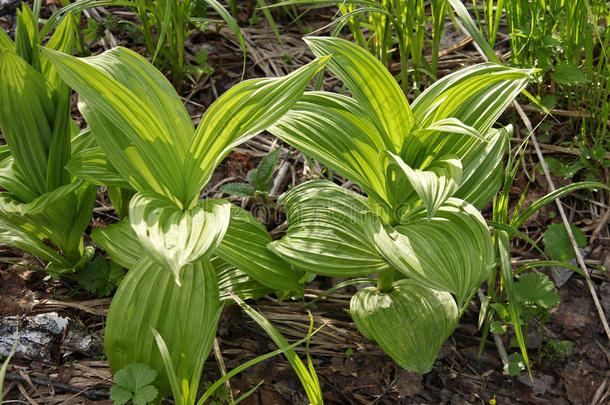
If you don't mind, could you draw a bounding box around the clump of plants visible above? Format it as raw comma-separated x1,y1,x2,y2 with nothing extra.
267,36,535,372
0,6,97,278
42,39,327,402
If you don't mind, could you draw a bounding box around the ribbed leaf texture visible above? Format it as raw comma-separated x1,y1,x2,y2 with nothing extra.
215,205,302,292
366,198,494,304
268,180,388,277
129,193,231,284
350,279,457,373
105,258,221,398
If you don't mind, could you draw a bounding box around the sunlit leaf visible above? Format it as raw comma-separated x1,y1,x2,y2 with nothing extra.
129,192,230,284
269,180,389,277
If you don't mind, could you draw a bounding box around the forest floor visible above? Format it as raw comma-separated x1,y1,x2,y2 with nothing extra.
0,2,609,404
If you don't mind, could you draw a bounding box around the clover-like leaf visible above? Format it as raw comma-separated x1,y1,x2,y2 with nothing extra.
110,363,158,405
543,223,586,262
514,272,559,309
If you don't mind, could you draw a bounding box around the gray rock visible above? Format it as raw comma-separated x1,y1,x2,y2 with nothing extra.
0,312,104,363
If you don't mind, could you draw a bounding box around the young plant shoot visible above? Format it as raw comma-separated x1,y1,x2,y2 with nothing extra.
0,7,97,275
267,36,535,373
43,44,327,400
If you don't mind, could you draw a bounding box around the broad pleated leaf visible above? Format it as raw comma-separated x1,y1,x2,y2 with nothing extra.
0,181,96,263
66,146,131,188
304,36,413,151
41,46,193,206
41,13,76,94
15,5,40,71
269,180,388,277
406,63,533,172
269,92,389,203
0,49,55,197
184,56,329,204
413,118,486,142
215,205,301,292
411,63,534,133
0,226,71,268
212,256,272,304
91,219,142,269
105,257,221,397
386,152,462,218
350,279,457,373
129,193,231,284
42,15,77,191
0,149,37,202
366,198,493,303
0,27,14,51
453,127,509,208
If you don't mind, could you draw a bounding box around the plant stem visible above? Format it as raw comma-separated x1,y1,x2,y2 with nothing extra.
376,269,394,292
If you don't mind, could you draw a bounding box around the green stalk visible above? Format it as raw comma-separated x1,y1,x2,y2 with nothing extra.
376,268,394,292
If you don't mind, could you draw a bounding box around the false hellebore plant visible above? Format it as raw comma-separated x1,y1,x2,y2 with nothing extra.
42,44,326,401
268,37,535,373
0,7,97,274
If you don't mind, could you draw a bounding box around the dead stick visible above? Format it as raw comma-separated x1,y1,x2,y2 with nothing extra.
4,373,109,399
213,337,234,402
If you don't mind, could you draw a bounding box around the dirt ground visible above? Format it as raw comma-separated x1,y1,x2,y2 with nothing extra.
1,1,609,404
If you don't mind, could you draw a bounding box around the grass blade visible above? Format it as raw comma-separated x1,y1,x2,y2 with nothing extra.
229,292,324,405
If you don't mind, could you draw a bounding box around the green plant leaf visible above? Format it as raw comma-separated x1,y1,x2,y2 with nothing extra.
515,272,559,309
511,182,609,228
66,146,131,189
543,223,586,262
91,219,142,269
504,353,526,376
0,181,96,264
452,126,509,209
0,225,71,268
350,279,457,373
213,256,272,304
490,320,507,335
111,363,158,405
497,230,530,374
15,4,40,71
105,258,221,397
385,152,462,218
255,147,281,192
229,293,324,405
129,193,231,284
109,384,133,405
366,198,493,304
0,26,14,51
551,62,588,85
41,46,194,207
304,36,413,151
220,183,255,198
77,256,124,296
41,12,76,93
215,205,302,292
269,180,389,277
0,147,38,203
184,56,328,205
0,49,55,196
268,91,389,204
